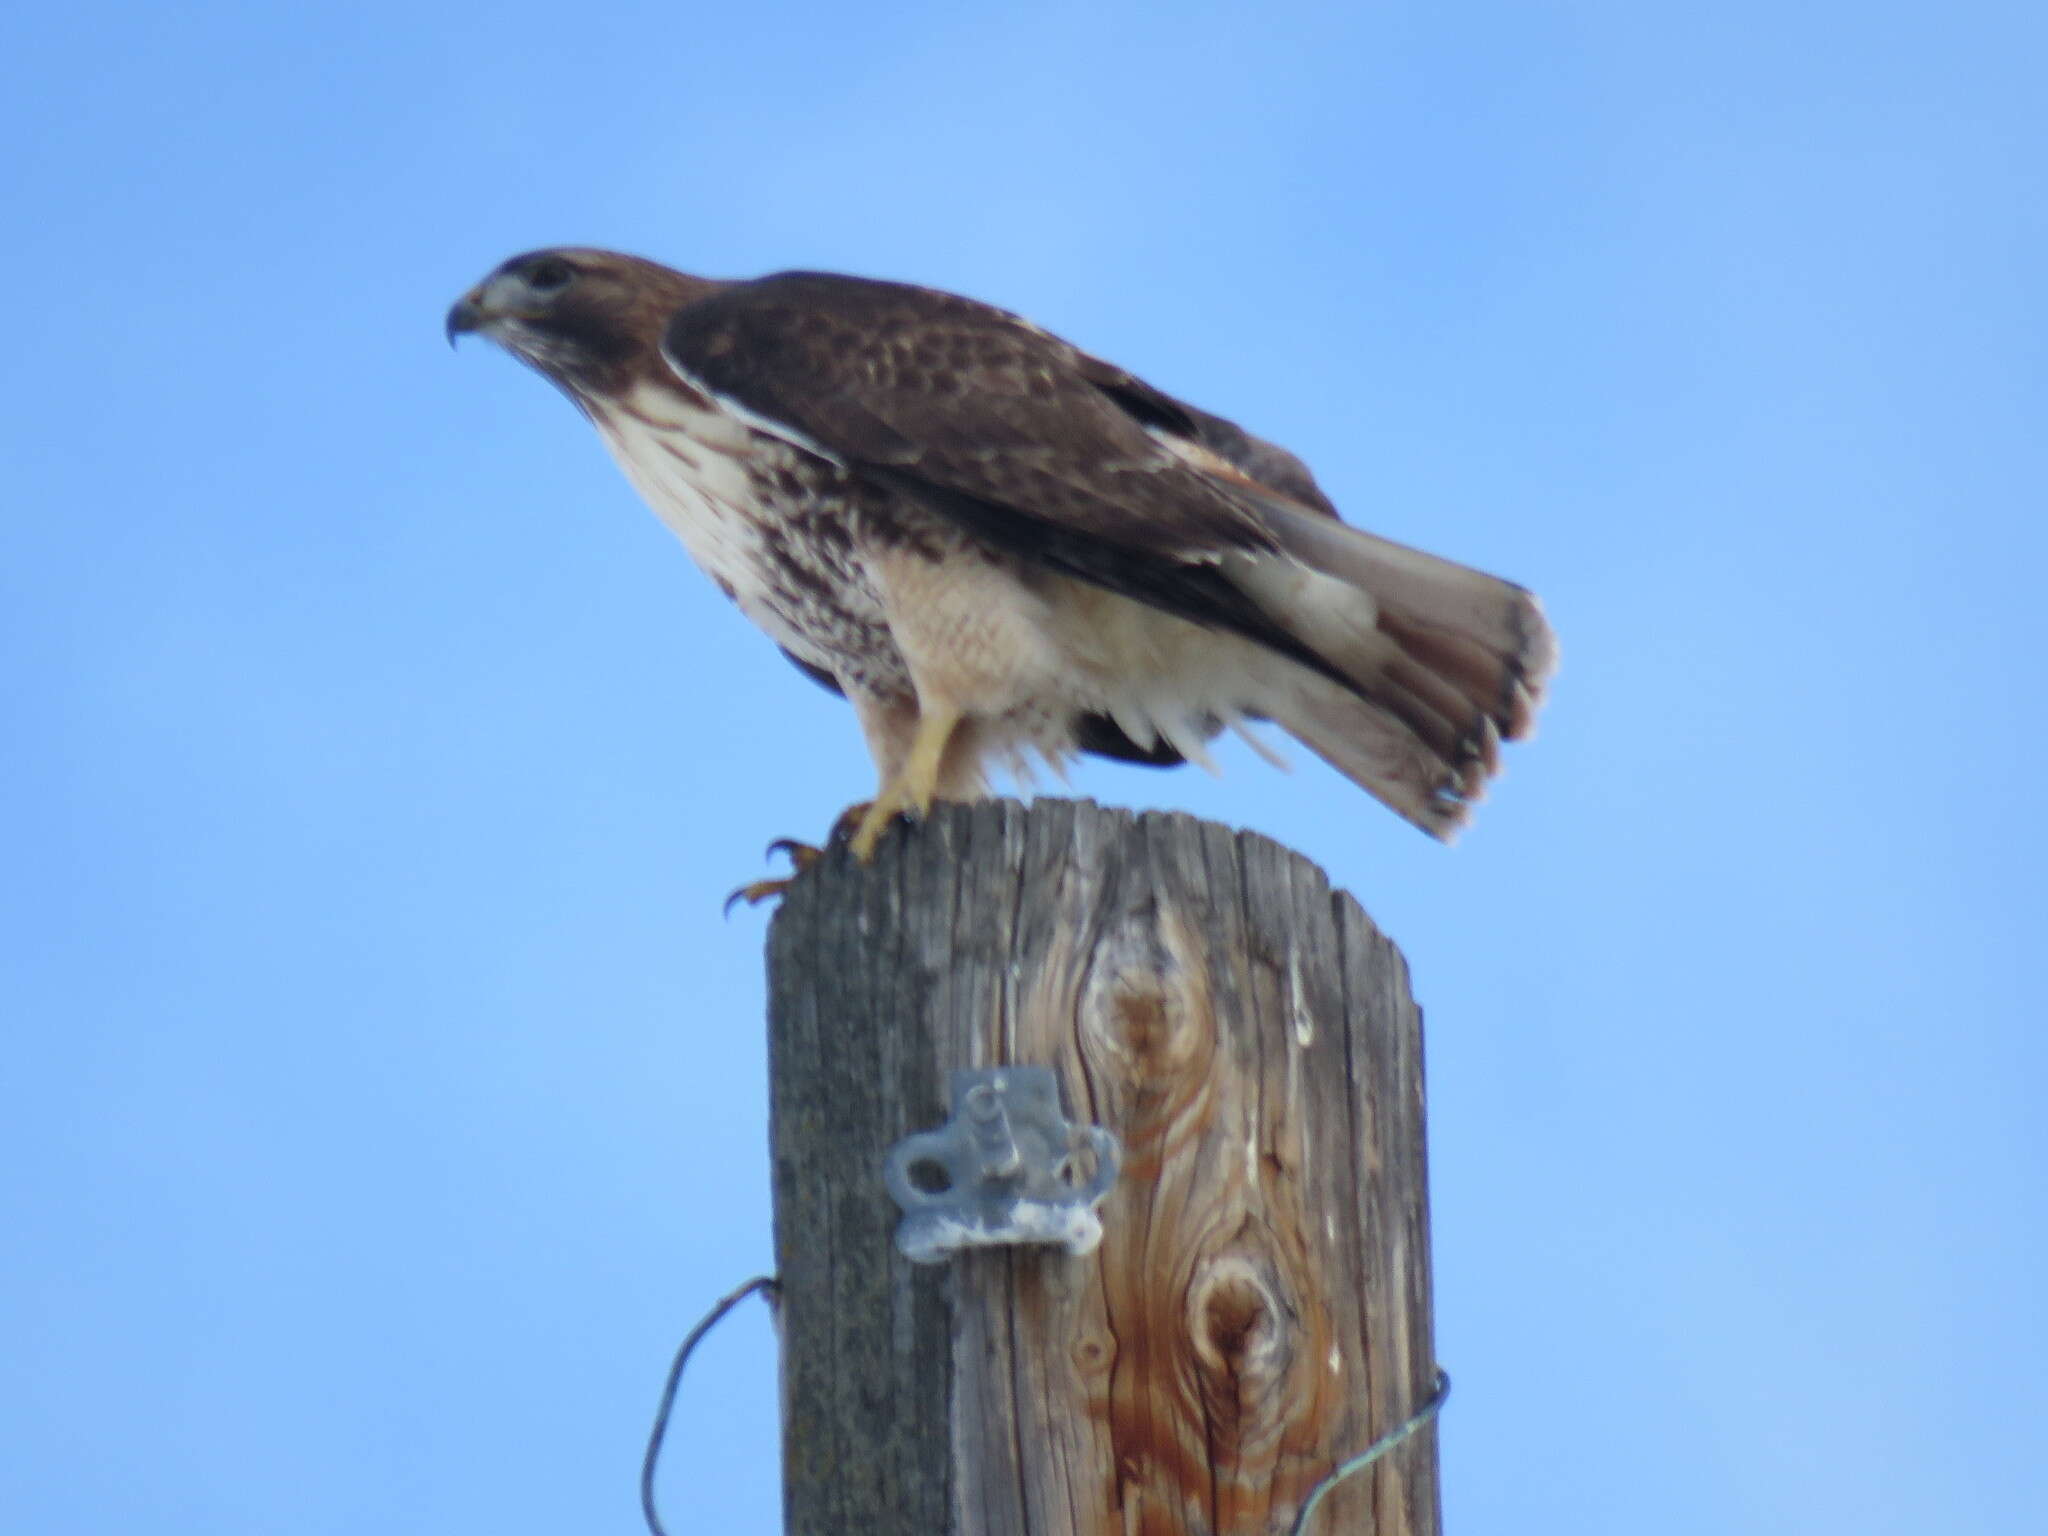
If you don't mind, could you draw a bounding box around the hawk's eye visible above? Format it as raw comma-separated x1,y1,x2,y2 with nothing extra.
526,258,575,294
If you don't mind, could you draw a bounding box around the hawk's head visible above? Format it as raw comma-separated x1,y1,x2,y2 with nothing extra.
447,248,719,399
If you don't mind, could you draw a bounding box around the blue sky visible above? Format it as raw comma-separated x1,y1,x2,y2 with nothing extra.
3,2,2042,1531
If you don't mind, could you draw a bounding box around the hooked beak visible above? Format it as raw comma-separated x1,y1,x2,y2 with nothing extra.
445,291,484,348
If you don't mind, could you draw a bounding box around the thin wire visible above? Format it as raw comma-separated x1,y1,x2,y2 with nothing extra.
641,1274,780,1536
1289,1368,1451,1536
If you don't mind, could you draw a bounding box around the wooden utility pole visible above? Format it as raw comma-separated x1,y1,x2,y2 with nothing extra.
767,799,1441,1536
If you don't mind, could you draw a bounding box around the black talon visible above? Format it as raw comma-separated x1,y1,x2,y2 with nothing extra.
725,837,828,916
723,875,791,917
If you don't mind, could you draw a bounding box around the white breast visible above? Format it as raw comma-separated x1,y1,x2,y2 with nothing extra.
589,383,778,610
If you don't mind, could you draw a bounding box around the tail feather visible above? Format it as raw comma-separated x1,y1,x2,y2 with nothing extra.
1376,608,1539,738
1274,675,1478,841
1223,495,1557,838
1265,506,1558,697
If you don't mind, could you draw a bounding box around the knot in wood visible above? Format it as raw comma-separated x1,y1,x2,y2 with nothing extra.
1188,1259,1287,1388
1079,907,1212,1067
1070,1325,1116,1378
1109,982,1188,1070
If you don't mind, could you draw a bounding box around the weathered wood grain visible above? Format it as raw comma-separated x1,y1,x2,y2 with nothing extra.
768,799,1440,1536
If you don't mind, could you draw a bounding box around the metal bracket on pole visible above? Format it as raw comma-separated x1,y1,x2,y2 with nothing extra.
883,1066,1121,1265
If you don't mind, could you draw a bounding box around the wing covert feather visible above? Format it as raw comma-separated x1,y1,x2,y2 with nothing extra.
659,272,1290,560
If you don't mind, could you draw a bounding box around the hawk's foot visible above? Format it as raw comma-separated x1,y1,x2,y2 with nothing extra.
848,704,963,862
825,801,873,847
722,838,825,916
846,793,911,863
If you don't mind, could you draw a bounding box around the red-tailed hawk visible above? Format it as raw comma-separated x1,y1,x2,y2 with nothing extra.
448,249,1555,860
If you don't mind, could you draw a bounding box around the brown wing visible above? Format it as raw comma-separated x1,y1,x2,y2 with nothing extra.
1060,352,1341,518
657,272,1355,681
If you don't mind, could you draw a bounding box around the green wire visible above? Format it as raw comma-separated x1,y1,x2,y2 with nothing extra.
1289,1368,1451,1536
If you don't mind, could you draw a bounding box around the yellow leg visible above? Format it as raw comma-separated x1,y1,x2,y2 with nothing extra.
847,702,963,862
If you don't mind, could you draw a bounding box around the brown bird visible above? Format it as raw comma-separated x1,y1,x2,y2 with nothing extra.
448,249,1555,864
